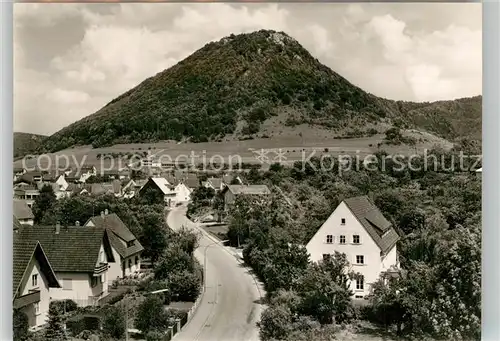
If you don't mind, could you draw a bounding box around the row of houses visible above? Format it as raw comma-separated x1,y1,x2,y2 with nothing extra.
13,210,144,330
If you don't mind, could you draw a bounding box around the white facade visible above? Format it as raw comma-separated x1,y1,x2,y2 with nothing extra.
18,257,52,329
49,244,110,306
55,175,69,191
175,183,192,202
306,201,398,298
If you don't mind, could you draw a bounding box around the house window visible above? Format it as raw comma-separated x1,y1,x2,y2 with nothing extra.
341,218,346,225
34,302,40,315
326,235,333,244
355,295,363,299
62,278,72,291
135,256,139,266
356,255,364,265
91,276,98,288
129,259,132,269
32,274,38,287
353,235,360,244
339,235,346,244
356,276,364,290
322,254,331,261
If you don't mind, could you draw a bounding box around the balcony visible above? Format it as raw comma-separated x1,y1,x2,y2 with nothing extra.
94,263,108,275
13,290,40,309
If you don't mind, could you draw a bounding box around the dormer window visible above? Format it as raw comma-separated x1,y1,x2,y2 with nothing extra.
127,240,135,248
341,218,346,225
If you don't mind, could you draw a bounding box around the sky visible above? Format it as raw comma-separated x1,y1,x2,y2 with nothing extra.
14,3,482,136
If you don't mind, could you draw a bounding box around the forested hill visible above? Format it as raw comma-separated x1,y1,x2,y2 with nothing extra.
38,29,481,153
14,132,47,158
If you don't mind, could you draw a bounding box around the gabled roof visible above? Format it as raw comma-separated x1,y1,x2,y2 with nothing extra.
149,177,173,194
83,181,122,195
13,199,34,220
163,174,179,186
13,238,60,298
87,213,135,242
18,172,42,184
134,179,148,188
224,185,271,195
343,196,400,254
86,213,144,258
185,174,200,188
15,225,115,273
222,174,242,185
207,178,223,189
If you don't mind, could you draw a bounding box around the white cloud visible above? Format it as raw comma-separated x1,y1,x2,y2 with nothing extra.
363,13,481,101
46,88,90,104
13,3,482,135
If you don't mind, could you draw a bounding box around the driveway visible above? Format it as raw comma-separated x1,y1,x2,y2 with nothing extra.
166,205,264,341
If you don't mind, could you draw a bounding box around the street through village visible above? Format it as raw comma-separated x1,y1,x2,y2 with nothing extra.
166,205,264,341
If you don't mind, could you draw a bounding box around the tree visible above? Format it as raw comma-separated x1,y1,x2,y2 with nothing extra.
13,309,29,341
32,184,57,224
135,295,171,333
168,269,202,302
102,306,126,339
140,213,168,266
154,245,194,280
44,302,67,341
258,304,294,341
296,252,355,325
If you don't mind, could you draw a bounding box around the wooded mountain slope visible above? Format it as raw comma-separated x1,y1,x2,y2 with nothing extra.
38,30,481,153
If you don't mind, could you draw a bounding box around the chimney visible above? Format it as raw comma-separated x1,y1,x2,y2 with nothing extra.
100,211,104,218
75,221,80,226
105,209,109,215
55,222,60,234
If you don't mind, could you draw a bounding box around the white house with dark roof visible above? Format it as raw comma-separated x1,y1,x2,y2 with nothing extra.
13,238,61,330
16,224,115,307
305,195,400,299
84,210,144,280
139,177,177,206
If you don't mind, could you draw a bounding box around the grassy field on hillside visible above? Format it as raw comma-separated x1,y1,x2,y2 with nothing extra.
14,134,452,171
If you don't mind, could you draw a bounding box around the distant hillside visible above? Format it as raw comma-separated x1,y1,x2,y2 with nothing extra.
39,30,481,153
14,132,47,158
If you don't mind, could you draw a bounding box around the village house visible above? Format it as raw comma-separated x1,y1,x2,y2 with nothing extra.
305,196,400,299
203,178,224,192
84,210,144,280
13,237,61,330
102,168,129,180
174,181,192,203
121,179,148,199
139,177,177,206
184,173,201,190
78,181,122,197
13,167,27,182
14,199,34,225
64,166,97,183
16,171,43,185
221,184,271,210
16,224,115,307
13,186,40,208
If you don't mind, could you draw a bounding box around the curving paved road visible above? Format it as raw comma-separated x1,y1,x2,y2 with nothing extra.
166,205,264,341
